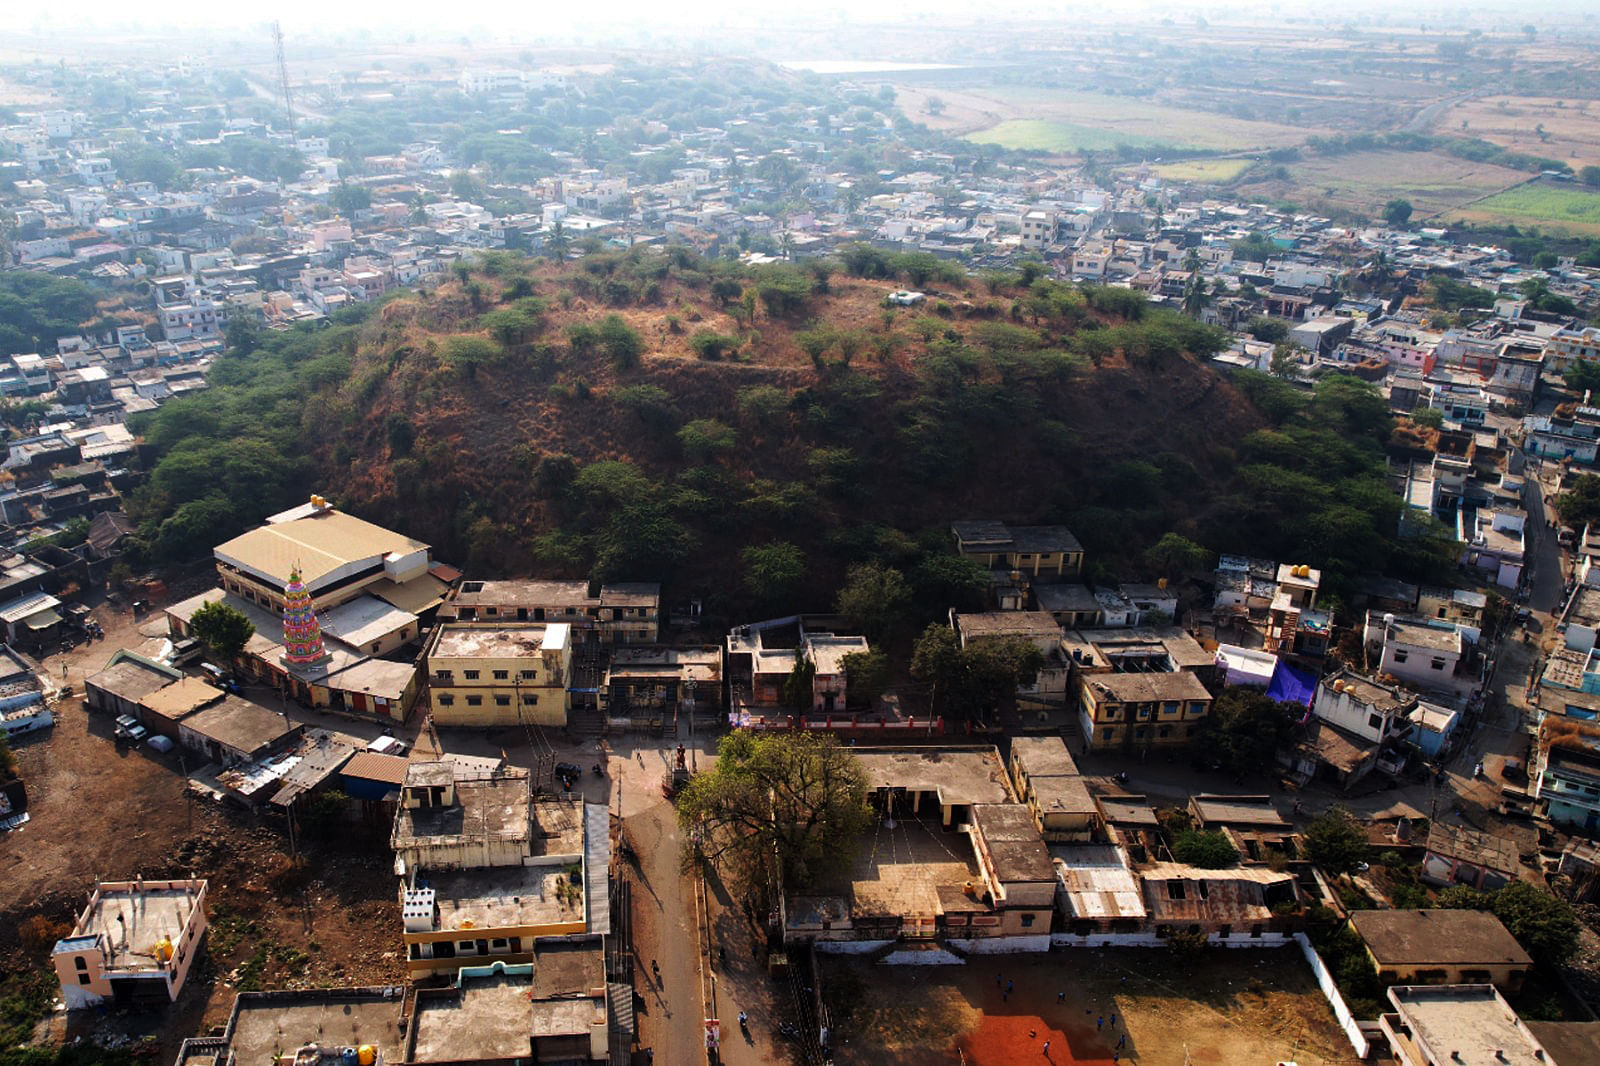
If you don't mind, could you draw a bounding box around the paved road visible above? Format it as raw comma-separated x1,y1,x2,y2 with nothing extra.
1520,456,1567,614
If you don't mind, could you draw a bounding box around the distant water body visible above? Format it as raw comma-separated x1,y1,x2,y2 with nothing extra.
777,60,964,74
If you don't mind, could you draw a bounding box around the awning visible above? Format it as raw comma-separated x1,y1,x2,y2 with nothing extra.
23,609,61,631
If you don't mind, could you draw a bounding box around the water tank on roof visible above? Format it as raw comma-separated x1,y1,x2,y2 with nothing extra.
341,1049,358,1066
1384,613,1396,629
358,1048,376,1066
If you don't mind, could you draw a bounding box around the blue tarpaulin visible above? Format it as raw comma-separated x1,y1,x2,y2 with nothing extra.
1267,660,1318,707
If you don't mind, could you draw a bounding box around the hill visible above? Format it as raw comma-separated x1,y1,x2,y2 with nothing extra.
127,247,1448,623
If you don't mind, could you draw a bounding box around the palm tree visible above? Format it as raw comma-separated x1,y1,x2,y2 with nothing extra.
546,220,569,262
1181,274,1212,318
1182,248,1203,274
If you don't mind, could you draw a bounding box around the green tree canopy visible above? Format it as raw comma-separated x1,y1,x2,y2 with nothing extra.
188,600,256,660
1555,474,1600,532
1304,806,1370,876
834,562,913,643
1382,199,1414,226
1195,688,1302,774
1436,880,1580,967
1172,829,1239,868
909,624,1044,722
741,541,806,601
677,731,872,893
840,649,890,708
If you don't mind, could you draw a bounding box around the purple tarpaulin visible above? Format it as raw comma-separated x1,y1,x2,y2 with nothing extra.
1267,660,1318,707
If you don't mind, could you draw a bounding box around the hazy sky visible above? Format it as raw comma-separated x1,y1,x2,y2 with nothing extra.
4,1,1597,38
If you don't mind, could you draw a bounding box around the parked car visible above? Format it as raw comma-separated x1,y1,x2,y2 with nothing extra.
147,735,174,753
114,715,148,745
366,735,407,756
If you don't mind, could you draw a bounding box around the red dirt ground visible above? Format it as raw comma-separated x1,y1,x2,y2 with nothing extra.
958,1012,1119,1066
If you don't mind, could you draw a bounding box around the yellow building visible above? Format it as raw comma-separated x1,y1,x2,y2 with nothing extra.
213,497,446,615
1078,671,1213,751
951,521,1084,580
424,622,572,727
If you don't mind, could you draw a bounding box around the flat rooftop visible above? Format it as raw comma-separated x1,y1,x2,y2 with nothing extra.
1083,671,1211,703
853,747,1014,806
1191,795,1291,828
832,817,983,918
392,767,533,855
319,594,418,647
227,990,404,1066
75,881,204,971
1426,822,1518,875
1352,909,1531,969
425,865,584,933
411,972,533,1062
1010,736,1079,777
955,612,1061,640
1389,985,1545,1066
432,623,569,658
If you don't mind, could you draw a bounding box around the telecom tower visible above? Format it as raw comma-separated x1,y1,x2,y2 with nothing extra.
272,21,296,139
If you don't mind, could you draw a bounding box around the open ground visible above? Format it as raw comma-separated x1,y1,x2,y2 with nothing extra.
1438,95,1600,173
894,85,1317,154
1234,149,1531,219
822,947,1359,1066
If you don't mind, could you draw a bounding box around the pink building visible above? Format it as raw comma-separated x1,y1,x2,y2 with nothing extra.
51,879,208,1008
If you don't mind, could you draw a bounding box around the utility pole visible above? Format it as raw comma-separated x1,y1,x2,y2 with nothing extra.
272,22,296,140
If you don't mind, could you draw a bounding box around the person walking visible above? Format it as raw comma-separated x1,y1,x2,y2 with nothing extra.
1110,1013,1117,1028
1097,1015,1103,1030
1117,1034,1128,1049
1007,980,1014,995
1043,1040,1051,1055
1057,990,1066,1004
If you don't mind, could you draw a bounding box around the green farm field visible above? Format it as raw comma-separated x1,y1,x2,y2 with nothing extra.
1451,182,1600,235
1150,158,1255,183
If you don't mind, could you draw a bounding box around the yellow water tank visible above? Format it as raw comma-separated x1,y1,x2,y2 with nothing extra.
459,918,475,930
357,1046,376,1066
153,936,173,963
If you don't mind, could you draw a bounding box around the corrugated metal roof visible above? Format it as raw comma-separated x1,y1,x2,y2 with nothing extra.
585,802,612,936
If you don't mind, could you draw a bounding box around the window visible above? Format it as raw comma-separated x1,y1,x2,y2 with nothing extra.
1158,726,1172,738
433,670,453,681
74,957,86,971
437,694,455,706
78,973,90,985
463,670,480,680
1102,728,1114,741
1187,701,1206,717
1020,913,1035,928
1137,707,1151,721
1392,649,1409,664
522,694,538,705
1134,728,1147,740
1162,701,1179,716
493,670,509,680
1368,713,1384,731
520,670,536,680
1430,657,1446,671
466,695,483,706
494,695,510,706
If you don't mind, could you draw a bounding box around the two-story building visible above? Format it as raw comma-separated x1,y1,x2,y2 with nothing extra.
391,762,608,976
1077,671,1213,752
951,521,1084,582
423,623,572,728
438,579,660,645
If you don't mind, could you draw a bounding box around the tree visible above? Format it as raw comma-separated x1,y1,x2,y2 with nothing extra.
834,562,912,643
1172,830,1239,868
224,316,263,357
1582,165,1600,188
1437,881,1580,967
1555,474,1600,532
1410,406,1444,430
741,541,806,600
330,183,372,217
677,418,737,462
782,650,817,713
545,220,570,262
1304,806,1369,877
1382,199,1414,227
596,314,644,370
1195,688,1300,774
677,731,872,893
688,330,739,361
188,600,256,661
1566,359,1600,396
1180,273,1211,318
1248,316,1290,343
909,625,1043,722
1144,532,1211,579
1269,343,1302,380
841,650,890,708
